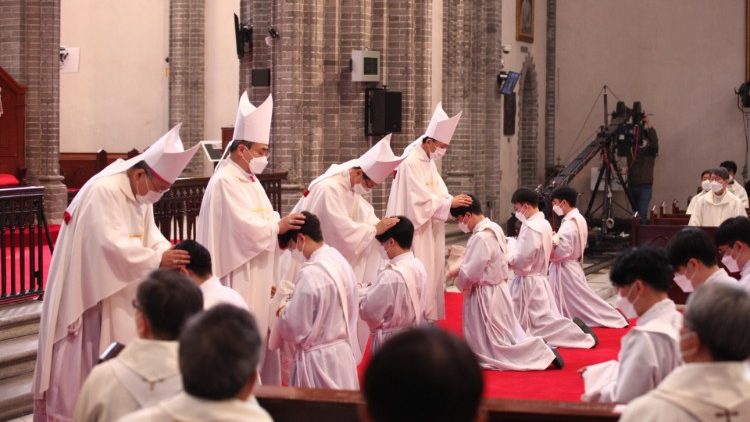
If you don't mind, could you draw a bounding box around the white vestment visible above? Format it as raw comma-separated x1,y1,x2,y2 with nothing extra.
549,209,627,328
581,298,683,404
729,180,749,208
740,261,750,293
277,245,361,390
200,275,250,310
386,145,452,321
508,212,595,349
73,339,181,422
704,267,740,287
33,173,171,422
688,190,746,227
620,362,750,422
457,218,556,370
119,392,273,422
359,251,426,354
686,191,707,215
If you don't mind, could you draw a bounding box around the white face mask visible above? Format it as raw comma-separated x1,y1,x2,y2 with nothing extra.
614,287,639,319
136,177,167,205
431,146,447,161
710,181,724,194
515,209,527,223
721,247,740,273
353,183,371,195
289,239,306,263
700,180,711,192
673,266,695,293
552,204,564,216
457,220,471,233
250,156,268,174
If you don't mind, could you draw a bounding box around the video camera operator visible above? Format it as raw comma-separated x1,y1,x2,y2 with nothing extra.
626,106,658,224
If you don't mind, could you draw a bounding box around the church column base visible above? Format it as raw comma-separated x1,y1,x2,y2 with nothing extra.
25,175,67,224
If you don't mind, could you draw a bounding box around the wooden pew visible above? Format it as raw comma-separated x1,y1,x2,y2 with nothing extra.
60,149,139,203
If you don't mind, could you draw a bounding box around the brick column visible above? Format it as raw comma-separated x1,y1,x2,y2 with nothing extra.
169,0,205,176
518,55,539,188
545,0,557,174
0,0,67,222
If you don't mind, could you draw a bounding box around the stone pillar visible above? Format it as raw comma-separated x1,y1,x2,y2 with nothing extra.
0,0,67,222
169,0,205,176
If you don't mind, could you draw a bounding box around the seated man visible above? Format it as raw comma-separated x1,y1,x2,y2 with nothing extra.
688,167,745,227
716,216,750,292
275,211,360,389
621,283,750,421
73,270,204,421
666,227,738,293
685,169,711,215
359,216,427,354
508,188,596,349
548,186,627,328
582,246,682,404
173,239,249,310
450,194,563,370
361,328,484,422
720,160,749,208
121,304,272,421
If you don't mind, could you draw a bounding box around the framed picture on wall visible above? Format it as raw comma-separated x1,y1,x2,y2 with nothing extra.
516,0,534,43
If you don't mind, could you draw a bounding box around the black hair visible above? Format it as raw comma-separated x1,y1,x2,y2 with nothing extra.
550,186,578,207
715,216,750,248
449,193,482,218
375,216,415,249
278,211,324,249
363,327,483,422
228,139,254,152
179,304,261,400
609,246,674,292
174,239,213,278
710,167,730,181
700,169,711,178
666,227,718,268
511,188,539,207
720,160,738,175
136,269,204,340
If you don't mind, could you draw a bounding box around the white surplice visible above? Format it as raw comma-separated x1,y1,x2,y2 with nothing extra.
386,144,452,321
740,261,750,293
620,362,750,422
688,190,746,227
686,191,707,215
729,180,749,208
549,209,627,328
359,251,426,354
277,245,361,390
508,212,596,349
200,275,250,311
33,173,172,422
73,339,181,422
119,392,273,422
703,267,740,287
581,298,683,404
456,218,556,370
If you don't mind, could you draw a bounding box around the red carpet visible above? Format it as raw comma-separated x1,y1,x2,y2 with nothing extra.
358,292,632,402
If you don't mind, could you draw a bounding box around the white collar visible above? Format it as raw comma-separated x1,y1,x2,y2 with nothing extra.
637,298,676,327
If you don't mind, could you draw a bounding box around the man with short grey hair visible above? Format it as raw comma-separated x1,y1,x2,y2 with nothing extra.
688,167,746,227
621,283,750,421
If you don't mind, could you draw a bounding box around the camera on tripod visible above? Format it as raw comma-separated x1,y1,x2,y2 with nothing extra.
613,101,646,157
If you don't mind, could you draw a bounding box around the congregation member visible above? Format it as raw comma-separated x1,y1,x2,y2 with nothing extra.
621,283,750,421
173,240,248,310
548,187,627,328
33,125,199,421
582,246,682,404
386,102,472,322
361,328,484,422
359,216,427,354
688,167,745,227
508,188,597,349
196,92,305,382
666,227,738,293
274,212,361,389
626,111,659,225
720,160,749,207
685,169,712,215
449,194,563,370
73,270,203,422
121,305,273,422
716,216,750,292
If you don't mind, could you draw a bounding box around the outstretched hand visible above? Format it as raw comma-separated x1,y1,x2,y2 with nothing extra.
279,212,306,234
375,217,400,235
451,194,472,208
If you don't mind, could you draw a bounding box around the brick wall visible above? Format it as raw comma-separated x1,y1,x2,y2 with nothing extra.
544,0,556,174
518,54,539,188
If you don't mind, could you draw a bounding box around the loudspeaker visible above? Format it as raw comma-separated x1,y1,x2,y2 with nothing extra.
252,68,271,86
366,89,401,136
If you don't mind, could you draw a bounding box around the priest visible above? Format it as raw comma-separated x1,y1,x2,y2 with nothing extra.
33,124,200,421
386,102,472,321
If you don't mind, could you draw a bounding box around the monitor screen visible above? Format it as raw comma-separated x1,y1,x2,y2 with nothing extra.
501,71,520,95
363,57,379,75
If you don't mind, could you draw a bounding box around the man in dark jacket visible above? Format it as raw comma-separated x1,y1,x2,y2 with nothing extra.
627,114,658,224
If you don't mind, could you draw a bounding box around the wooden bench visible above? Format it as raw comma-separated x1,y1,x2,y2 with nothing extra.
60,149,139,203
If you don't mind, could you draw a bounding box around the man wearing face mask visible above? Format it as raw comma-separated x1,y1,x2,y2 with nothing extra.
448,194,564,371
686,169,712,215
720,160,749,208
688,167,745,227
196,93,305,384
386,102,472,322
620,282,750,422
508,188,597,349
359,217,427,355
666,227,738,294
275,212,361,389
548,187,627,328
33,125,200,421
716,216,750,293
581,246,682,404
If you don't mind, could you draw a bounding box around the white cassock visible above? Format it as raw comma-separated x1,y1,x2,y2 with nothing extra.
33,173,172,421
73,339,181,422
119,393,273,422
705,268,741,287
581,298,683,404
688,190,746,227
456,218,556,371
200,275,250,311
359,251,426,354
686,191,707,215
277,245,361,390
386,145,452,321
729,180,749,208
620,362,750,422
740,261,750,293
508,212,595,349
549,209,627,328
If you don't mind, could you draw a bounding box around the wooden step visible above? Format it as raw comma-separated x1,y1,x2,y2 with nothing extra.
0,374,33,421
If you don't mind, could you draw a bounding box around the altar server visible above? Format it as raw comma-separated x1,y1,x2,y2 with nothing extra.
716,216,750,293
688,167,745,227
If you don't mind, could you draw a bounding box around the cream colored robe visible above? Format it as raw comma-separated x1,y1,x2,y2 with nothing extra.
119,393,273,422
688,190,746,227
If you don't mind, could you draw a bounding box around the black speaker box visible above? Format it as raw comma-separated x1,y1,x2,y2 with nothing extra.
252,68,271,86
367,89,402,135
